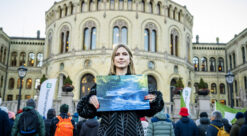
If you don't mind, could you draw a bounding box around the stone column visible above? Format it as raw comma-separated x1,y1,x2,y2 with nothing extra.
173,94,181,121
58,74,63,98
198,95,211,116
61,92,74,114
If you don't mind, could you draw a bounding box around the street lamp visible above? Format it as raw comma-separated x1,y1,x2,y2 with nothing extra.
17,66,28,112
225,71,234,108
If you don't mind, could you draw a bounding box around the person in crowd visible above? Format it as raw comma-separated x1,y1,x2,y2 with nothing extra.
8,111,16,130
230,112,244,136
206,111,224,136
16,109,23,115
175,107,198,136
197,112,210,136
147,109,175,136
11,99,45,136
73,112,79,125
77,44,164,136
222,118,231,133
140,117,149,136
239,111,247,136
76,119,87,136
196,112,209,126
50,104,75,136
45,108,56,136
0,107,10,136
79,117,99,136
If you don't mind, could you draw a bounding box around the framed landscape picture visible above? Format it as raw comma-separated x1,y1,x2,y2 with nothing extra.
96,75,150,112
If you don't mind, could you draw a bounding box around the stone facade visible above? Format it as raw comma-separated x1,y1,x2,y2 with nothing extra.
0,0,246,111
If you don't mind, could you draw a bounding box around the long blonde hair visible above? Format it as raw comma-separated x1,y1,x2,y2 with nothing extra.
109,44,136,75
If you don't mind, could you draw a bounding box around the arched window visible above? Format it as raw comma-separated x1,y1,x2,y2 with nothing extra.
3,49,6,64
218,57,224,72
8,78,15,89
149,1,153,13
140,0,145,12
81,1,85,12
170,29,179,56
110,0,114,10
148,75,157,91
19,52,26,66
113,20,128,46
242,47,245,64
37,53,43,67
201,57,207,71
233,53,236,68
170,78,176,102
186,36,191,61
168,5,171,18
173,7,177,19
26,78,32,89
17,78,24,89
89,0,93,11
210,57,216,72
178,10,182,22
47,32,52,57
60,25,70,53
80,74,95,98
28,52,35,66
127,0,132,10
83,21,97,50
244,76,247,89
64,5,68,16
211,83,217,94
11,52,17,66
229,55,232,70
7,95,13,101
59,6,62,18
119,0,124,10
193,57,199,71
157,3,161,15
0,47,3,63
220,83,225,94
144,23,157,52
70,2,74,14
97,0,101,10
0,76,3,88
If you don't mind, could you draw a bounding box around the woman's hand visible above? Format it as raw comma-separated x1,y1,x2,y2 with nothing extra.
89,95,100,109
144,94,156,102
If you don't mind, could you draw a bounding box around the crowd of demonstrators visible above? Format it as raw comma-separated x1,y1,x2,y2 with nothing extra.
44,108,56,136
147,109,175,136
230,112,244,136
239,111,247,136
50,104,76,136
197,112,210,136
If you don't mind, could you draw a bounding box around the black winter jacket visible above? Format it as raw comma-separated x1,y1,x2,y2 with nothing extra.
206,120,224,136
175,116,199,136
77,84,164,136
239,111,247,136
198,117,210,136
79,118,99,136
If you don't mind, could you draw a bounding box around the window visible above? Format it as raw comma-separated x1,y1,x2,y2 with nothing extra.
168,5,171,17
140,0,145,12
28,53,35,66
210,57,216,72
70,2,74,14
233,53,236,68
178,10,182,22
235,80,238,96
110,0,114,10
26,78,32,89
229,55,232,70
83,21,97,50
17,78,24,89
244,76,247,89
113,20,128,46
144,23,157,52
0,76,3,88
7,95,13,101
211,83,217,94
89,0,93,11
127,0,132,10
173,7,177,19
157,3,161,15
193,57,199,71
19,52,26,66
218,57,224,72
59,6,62,18
11,52,17,66
149,1,153,13
80,74,95,98
201,57,207,71
8,78,15,89
119,0,124,10
170,29,179,56
60,25,70,53
0,47,3,63
220,84,225,94
65,6,68,16
242,47,245,64
3,49,6,64
25,95,31,100
148,75,157,91
37,53,43,67
81,1,85,12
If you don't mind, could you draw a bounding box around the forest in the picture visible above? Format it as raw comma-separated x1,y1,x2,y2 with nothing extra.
96,75,150,111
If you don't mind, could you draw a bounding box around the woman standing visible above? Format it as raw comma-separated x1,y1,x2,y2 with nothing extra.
77,44,164,136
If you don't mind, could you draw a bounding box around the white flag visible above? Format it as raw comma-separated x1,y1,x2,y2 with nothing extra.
37,79,57,118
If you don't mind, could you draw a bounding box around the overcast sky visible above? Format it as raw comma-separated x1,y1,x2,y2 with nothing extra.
0,0,246,43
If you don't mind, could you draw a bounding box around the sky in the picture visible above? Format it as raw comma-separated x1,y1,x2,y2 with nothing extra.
0,0,247,43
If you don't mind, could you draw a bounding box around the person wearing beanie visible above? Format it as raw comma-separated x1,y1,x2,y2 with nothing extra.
197,112,210,136
196,112,208,126
45,108,56,136
175,107,198,136
11,99,45,136
50,104,76,136
237,111,247,136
